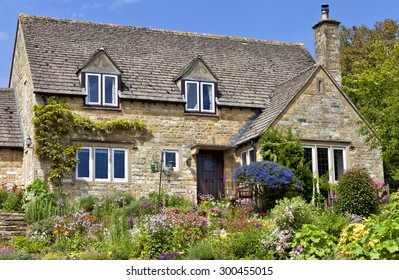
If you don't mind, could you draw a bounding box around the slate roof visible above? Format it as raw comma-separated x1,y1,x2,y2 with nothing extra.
233,65,318,145
18,14,315,108
0,88,23,148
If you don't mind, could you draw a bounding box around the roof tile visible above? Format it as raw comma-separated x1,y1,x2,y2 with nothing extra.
19,14,315,108
0,88,23,148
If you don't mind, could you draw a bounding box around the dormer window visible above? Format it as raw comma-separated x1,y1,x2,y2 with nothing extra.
184,80,215,113
85,73,118,107
78,48,122,108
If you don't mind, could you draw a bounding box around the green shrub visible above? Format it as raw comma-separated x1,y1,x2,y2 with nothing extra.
24,179,54,200
75,195,98,212
258,127,314,201
77,251,109,260
0,187,7,208
290,224,338,260
270,196,317,231
316,209,350,238
213,229,266,260
186,240,215,260
0,184,25,211
339,216,399,260
377,190,399,222
42,251,68,260
10,235,48,255
25,197,59,223
28,217,56,243
335,168,379,217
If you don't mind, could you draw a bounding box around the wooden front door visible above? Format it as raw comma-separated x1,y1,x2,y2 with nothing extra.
196,150,224,199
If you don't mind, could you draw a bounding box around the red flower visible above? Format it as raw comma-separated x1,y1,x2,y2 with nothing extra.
259,211,267,216
231,210,235,215
201,210,207,216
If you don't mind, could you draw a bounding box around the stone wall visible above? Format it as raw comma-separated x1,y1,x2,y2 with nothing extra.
0,212,27,240
0,148,23,185
9,23,38,186
313,18,341,85
39,96,255,200
274,68,384,181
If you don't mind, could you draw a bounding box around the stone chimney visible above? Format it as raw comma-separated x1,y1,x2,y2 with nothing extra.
313,4,341,85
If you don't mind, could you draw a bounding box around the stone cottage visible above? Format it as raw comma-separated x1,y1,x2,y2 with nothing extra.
2,5,383,200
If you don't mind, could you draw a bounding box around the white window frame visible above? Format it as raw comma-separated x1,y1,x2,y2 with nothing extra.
240,147,256,166
112,148,128,182
76,146,128,182
94,147,111,181
85,73,102,106
303,145,346,183
240,151,247,166
184,80,215,113
85,73,118,107
76,147,93,181
163,150,179,171
200,82,215,113
185,81,200,112
103,74,118,107
332,147,346,182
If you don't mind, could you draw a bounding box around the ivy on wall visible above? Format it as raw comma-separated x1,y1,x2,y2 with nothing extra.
32,98,148,184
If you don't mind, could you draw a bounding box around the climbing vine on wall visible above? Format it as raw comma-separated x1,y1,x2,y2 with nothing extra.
32,98,148,185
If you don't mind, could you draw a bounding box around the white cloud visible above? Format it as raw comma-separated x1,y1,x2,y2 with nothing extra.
0,32,8,41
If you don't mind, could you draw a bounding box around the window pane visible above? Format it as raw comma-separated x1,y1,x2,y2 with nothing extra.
164,151,177,168
95,148,109,179
317,147,329,177
87,75,99,103
202,83,214,111
304,147,313,172
104,76,116,105
113,149,126,179
249,149,256,163
77,148,90,178
186,82,198,110
241,151,247,166
334,149,344,181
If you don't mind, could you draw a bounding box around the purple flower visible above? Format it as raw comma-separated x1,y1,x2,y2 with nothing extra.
128,217,134,227
0,245,12,255
158,252,180,260
56,198,64,207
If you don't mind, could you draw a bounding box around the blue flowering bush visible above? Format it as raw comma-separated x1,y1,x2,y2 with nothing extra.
233,161,302,210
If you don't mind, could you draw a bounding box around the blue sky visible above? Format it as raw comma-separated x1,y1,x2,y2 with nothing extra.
0,0,398,88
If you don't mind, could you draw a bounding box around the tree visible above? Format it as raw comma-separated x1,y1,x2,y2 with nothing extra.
340,19,399,79
258,128,314,201
340,20,399,181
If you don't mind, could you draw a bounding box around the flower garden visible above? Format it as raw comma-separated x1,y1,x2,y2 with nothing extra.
0,163,398,260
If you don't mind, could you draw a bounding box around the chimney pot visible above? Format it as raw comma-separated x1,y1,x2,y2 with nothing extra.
321,4,329,20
